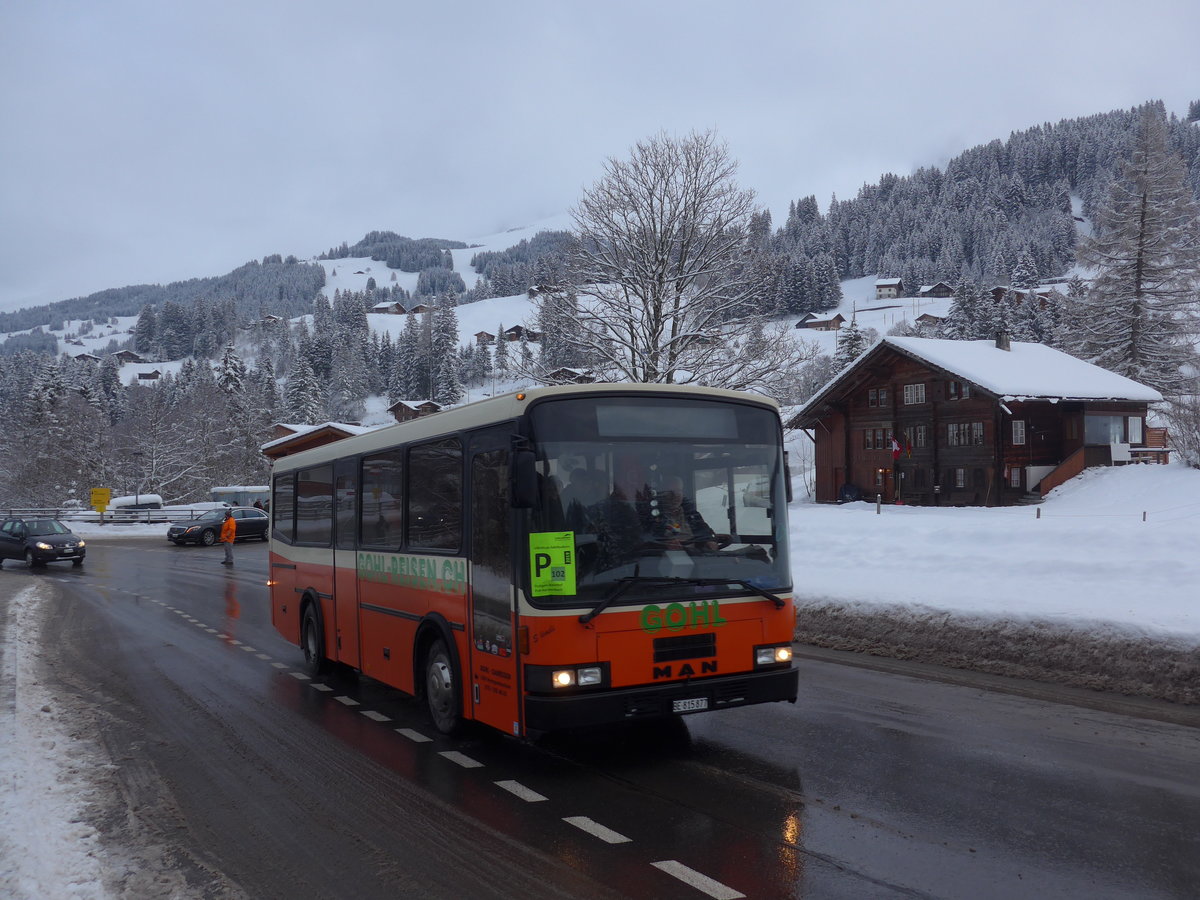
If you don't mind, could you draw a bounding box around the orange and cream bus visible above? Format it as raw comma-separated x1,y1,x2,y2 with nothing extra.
268,383,797,737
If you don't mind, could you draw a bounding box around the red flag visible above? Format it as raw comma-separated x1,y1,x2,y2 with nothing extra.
891,438,901,460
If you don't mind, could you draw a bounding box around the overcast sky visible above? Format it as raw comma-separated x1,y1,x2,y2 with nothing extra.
1,0,1197,315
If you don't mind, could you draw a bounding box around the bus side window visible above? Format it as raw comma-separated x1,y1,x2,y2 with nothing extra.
362,449,404,548
407,438,463,551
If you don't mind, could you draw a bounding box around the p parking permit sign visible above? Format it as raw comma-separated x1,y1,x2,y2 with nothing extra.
529,531,576,597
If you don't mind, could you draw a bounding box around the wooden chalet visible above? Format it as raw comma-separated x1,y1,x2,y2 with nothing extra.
387,399,442,423
474,330,496,345
874,277,903,300
261,422,376,461
503,325,541,342
918,282,955,298
408,303,433,314
136,369,162,381
915,313,944,327
371,301,406,315
111,349,144,364
544,367,595,384
73,352,102,363
795,313,846,331
789,335,1164,507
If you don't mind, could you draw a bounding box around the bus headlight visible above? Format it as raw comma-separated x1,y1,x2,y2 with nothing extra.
526,663,610,693
755,644,793,667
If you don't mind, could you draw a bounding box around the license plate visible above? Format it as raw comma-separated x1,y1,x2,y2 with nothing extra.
672,697,708,713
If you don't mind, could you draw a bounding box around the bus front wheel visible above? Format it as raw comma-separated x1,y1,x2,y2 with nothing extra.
301,605,328,678
424,638,462,735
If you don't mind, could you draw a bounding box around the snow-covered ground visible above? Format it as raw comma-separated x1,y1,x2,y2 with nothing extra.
787,462,1200,641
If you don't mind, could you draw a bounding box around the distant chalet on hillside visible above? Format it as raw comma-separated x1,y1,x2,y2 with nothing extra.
110,349,144,364
371,301,406,315
789,335,1166,508
874,277,903,300
795,313,846,331
917,282,955,298
387,399,442,423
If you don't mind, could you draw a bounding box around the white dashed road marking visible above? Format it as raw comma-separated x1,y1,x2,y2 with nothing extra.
361,710,391,722
563,817,631,844
310,684,333,692
289,672,310,681
651,861,744,900
495,780,547,802
439,751,483,769
335,696,360,706
396,728,432,743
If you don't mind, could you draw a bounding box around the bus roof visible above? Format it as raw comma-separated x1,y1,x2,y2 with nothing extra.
270,382,780,473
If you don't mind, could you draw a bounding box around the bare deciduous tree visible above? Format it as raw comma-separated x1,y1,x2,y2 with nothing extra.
532,130,814,393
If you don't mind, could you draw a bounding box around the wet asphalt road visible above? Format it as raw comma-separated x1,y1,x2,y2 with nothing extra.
9,535,1200,899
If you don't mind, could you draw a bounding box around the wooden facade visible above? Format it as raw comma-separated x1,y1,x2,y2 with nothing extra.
791,339,1161,507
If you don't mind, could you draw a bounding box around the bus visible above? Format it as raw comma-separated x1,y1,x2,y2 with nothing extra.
268,383,797,737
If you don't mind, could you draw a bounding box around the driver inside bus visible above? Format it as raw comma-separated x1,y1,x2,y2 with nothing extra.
590,458,721,568
646,476,720,552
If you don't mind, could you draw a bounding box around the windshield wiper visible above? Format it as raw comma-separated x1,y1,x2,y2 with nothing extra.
578,575,786,624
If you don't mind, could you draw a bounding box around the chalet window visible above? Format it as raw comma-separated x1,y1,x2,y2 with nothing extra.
972,422,984,445
874,428,886,449
1010,467,1022,488
947,422,983,447
915,424,928,448
1128,417,1143,444
875,469,884,487
903,383,926,405
863,429,873,450
953,467,966,488
948,380,967,400
878,388,889,407
1012,420,1026,446
868,389,877,408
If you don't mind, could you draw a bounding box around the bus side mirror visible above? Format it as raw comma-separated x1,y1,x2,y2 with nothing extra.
512,448,538,509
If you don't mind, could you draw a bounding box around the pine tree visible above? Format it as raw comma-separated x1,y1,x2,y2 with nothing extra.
494,323,510,374
217,344,247,396
1072,105,1200,395
1009,249,1041,290
285,357,323,424
833,318,870,371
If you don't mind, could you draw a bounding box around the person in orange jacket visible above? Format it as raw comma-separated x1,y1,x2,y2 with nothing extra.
220,508,237,566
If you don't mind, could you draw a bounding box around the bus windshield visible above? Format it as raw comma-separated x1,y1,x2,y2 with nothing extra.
528,396,791,606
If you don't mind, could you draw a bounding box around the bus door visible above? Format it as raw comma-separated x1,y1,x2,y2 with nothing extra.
467,430,521,736
333,458,361,669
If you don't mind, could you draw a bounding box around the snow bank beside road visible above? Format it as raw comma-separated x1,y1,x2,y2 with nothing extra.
788,464,1200,701
0,584,109,898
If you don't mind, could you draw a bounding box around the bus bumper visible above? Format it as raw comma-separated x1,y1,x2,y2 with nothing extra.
524,666,798,733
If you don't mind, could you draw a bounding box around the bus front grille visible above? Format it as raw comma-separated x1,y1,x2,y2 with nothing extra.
653,632,716,663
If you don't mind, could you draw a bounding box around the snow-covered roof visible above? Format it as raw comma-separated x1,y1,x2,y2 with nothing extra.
259,421,380,452
875,277,902,286
885,337,1163,402
794,336,1162,424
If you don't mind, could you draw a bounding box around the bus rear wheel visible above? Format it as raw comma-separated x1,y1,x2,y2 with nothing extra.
424,638,462,735
301,605,328,678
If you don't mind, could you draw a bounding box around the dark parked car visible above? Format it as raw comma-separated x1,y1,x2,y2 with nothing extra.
0,517,86,567
167,507,269,546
